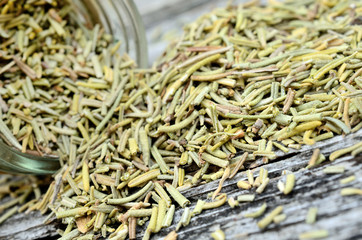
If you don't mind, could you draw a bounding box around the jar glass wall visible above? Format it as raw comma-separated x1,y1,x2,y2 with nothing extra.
72,0,148,68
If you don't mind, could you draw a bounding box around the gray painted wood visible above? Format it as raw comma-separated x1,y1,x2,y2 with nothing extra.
134,0,232,63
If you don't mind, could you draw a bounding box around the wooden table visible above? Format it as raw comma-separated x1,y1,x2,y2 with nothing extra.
0,1,361,239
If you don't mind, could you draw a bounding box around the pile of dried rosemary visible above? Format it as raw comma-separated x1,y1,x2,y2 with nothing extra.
0,0,362,239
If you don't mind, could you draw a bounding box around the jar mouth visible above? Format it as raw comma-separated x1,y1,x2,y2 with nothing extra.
71,0,148,68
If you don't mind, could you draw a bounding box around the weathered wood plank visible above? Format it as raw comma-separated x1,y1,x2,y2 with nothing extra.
0,131,360,240
0,210,58,240
147,130,362,240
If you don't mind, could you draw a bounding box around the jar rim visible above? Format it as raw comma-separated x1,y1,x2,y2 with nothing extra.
0,139,60,175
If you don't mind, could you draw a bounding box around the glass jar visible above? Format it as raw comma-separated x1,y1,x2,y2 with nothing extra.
0,0,148,175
